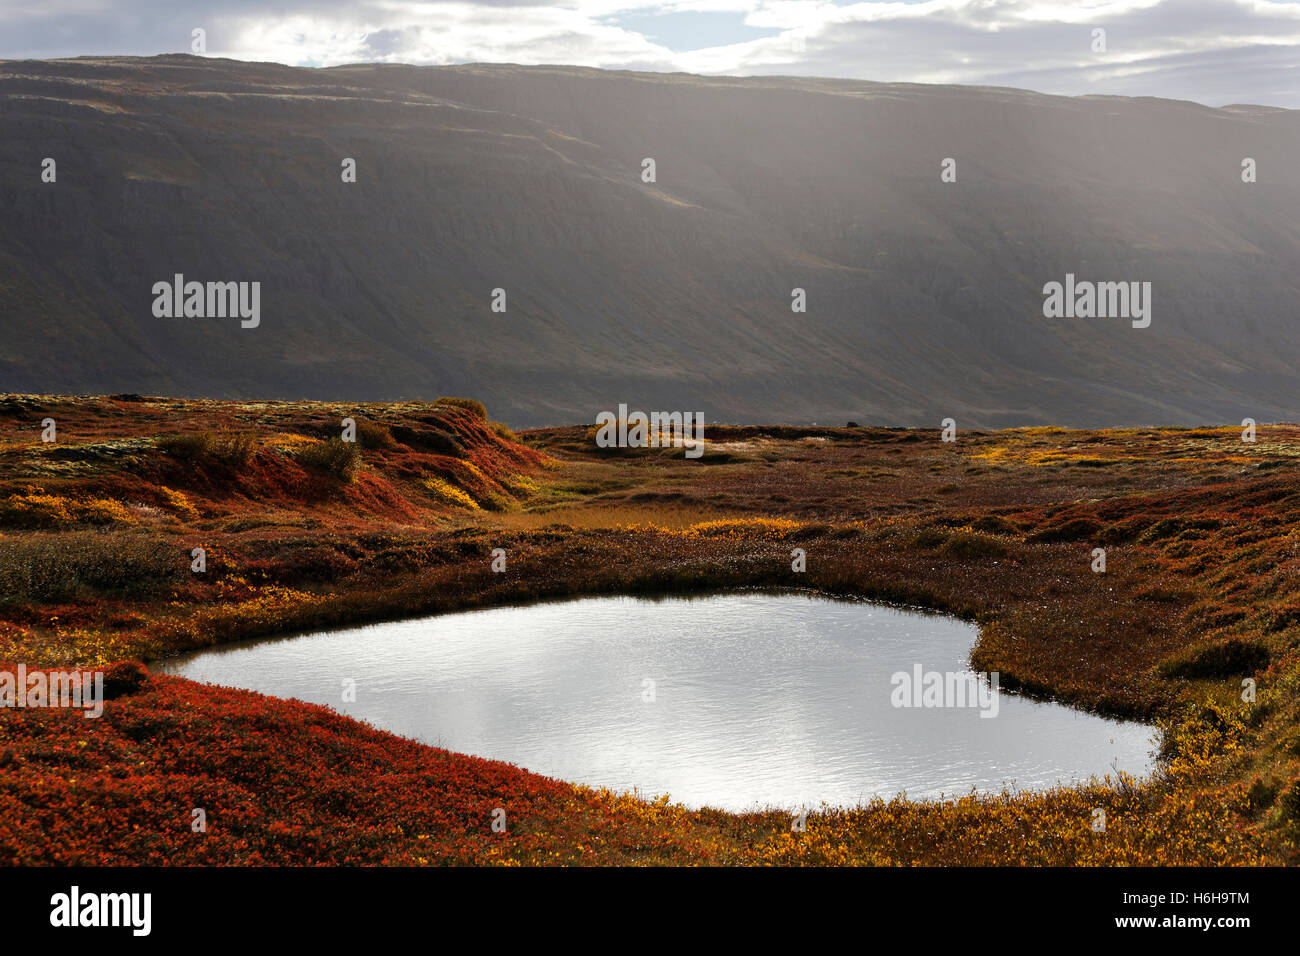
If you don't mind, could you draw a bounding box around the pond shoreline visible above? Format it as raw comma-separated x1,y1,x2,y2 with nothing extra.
156,592,1159,811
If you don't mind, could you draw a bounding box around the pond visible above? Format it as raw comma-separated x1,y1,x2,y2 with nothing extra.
156,592,1157,811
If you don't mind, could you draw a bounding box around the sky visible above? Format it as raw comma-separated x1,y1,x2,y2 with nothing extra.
1,0,1297,107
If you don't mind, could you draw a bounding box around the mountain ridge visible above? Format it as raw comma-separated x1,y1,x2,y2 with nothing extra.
2,55,1298,427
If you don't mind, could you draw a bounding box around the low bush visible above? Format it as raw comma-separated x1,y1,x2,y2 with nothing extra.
434,397,487,419
158,430,258,465
355,420,396,449
489,420,520,443
389,425,464,456
1156,638,1271,679
0,492,134,529
295,439,361,480
210,431,259,465
910,527,949,548
157,432,211,459
103,660,150,699
971,514,1020,535
0,530,181,602
422,477,479,510
940,531,1009,559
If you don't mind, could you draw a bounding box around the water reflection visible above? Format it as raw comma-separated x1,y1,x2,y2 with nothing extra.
157,592,1157,811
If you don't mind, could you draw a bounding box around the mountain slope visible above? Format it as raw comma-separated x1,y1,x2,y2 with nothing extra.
1,55,1298,427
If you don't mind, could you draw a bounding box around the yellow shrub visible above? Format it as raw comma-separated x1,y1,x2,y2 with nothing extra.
159,486,200,520
683,517,801,538
422,478,480,510
500,474,538,496
74,498,134,524
0,491,134,528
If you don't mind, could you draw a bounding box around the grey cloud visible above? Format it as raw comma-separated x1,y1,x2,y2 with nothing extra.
0,0,1296,107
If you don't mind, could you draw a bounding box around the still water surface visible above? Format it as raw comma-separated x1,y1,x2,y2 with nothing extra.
157,592,1156,810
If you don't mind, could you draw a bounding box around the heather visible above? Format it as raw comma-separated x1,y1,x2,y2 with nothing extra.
2,396,1298,864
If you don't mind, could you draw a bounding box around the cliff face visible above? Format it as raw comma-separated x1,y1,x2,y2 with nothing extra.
1,55,1297,427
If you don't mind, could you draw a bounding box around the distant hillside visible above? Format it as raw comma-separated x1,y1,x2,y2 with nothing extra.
1,55,1298,427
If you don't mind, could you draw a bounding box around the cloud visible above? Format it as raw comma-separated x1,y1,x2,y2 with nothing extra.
1,0,1297,107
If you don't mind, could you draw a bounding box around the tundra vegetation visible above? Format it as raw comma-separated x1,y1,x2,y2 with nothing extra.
0,394,1297,864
